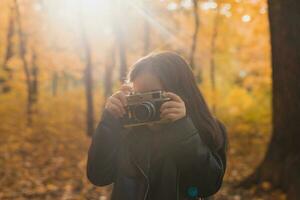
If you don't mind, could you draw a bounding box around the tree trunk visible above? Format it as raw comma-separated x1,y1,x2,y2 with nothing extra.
51,72,58,96
209,7,221,114
143,0,150,56
1,5,15,93
104,45,116,99
84,48,94,137
113,0,127,83
14,0,35,126
63,70,70,92
118,36,127,83
79,18,94,137
31,49,38,105
189,0,199,71
143,19,150,56
239,1,300,199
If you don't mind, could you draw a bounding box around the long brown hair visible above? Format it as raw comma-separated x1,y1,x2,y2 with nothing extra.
127,51,224,151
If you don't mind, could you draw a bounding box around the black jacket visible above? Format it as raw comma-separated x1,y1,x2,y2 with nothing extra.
87,109,228,200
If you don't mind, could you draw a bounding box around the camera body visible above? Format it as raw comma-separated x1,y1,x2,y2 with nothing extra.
121,90,171,128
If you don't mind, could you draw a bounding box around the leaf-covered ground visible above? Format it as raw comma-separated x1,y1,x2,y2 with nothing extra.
0,91,285,200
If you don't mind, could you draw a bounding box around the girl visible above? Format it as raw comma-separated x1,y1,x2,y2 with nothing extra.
87,51,227,200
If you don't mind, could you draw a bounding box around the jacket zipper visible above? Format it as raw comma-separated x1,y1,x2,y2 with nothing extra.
176,170,180,200
130,142,151,200
133,160,149,200
144,138,151,200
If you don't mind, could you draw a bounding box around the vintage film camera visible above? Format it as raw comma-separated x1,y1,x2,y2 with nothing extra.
120,90,172,128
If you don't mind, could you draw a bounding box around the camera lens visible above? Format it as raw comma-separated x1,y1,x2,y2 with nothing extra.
133,102,156,122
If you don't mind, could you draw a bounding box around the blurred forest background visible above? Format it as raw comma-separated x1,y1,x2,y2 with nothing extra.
0,0,299,199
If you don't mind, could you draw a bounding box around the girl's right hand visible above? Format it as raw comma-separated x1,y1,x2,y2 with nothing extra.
104,84,133,118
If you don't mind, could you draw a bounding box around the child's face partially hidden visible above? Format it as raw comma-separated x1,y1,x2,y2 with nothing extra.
132,72,163,93
132,72,164,132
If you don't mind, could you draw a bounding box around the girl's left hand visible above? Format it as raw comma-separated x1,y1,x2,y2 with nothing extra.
160,92,186,122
